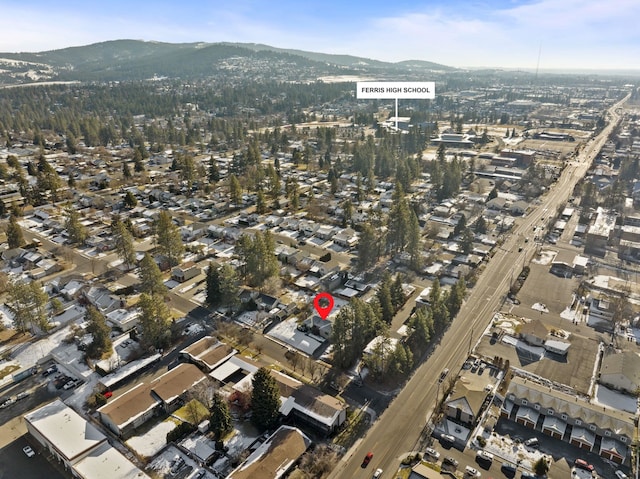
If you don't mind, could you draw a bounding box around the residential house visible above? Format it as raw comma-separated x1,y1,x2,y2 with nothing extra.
445,383,487,426
179,336,237,373
227,426,311,479
233,369,347,435
519,319,548,347
150,363,208,412
97,383,159,438
171,262,201,282
599,352,640,394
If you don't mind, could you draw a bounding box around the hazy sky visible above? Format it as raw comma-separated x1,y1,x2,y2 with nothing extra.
2,0,639,70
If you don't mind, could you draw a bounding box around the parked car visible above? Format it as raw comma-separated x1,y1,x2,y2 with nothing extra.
615,470,629,479
439,368,449,382
440,434,456,444
475,450,494,465
42,365,58,376
170,456,185,474
373,468,383,479
521,473,538,479
193,470,206,479
464,465,480,477
23,446,35,457
501,462,517,475
574,459,594,472
424,447,440,460
102,391,113,399
16,391,30,400
443,456,459,468
524,437,539,448
361,452,373,468
63,379,77,390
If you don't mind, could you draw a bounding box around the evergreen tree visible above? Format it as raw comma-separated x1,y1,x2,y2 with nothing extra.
65,205,87,245
123,191,138,208
122,162,132,179
377,272,395,324
256,190,267,214
154,211,184,266
251,367,281,431
206,262,222,307
391,274,405,310
85,305,112,359
6,215,24,249
209,393,232,440
357,222,379,271
112,219,136,269
235,232,279,287
208,156,220,183
474,216,487,234
7,280,49,332
139,253,167,296
138,292,171,349
229,174,242,206
408,307,433,345
407,209,422,269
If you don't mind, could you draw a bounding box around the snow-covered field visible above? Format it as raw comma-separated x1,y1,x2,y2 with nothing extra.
127,420,177,458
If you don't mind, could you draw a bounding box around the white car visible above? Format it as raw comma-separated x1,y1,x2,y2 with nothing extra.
373,468,383,479
615,471,628,479
424,447,440,460
23,446,35,457
465,465,481,477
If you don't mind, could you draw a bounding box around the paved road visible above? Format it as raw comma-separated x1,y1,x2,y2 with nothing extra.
328,96,627,479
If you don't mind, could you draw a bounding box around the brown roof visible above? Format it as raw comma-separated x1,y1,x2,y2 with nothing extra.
291,385,345,419
97,383,157,428
519,318,548,339
182,336,219,357
271,370,302,398
182,336,236,370
151,363,207,403
228,426,311,479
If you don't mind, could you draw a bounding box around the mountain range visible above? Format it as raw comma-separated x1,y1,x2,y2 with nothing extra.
0,40,455,85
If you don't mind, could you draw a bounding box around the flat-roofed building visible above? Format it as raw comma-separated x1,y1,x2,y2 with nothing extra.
25,399,108,468
25,400,149,478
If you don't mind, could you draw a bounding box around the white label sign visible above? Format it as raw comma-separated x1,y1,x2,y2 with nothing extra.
356,81,435,99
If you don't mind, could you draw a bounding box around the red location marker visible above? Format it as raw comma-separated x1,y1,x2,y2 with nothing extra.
313,292,334,320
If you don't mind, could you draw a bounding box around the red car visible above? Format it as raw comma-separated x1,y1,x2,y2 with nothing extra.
102,391,113,399
361,452,373,468
575,459,595,472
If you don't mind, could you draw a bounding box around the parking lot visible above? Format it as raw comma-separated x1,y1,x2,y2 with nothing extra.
0,434,65,479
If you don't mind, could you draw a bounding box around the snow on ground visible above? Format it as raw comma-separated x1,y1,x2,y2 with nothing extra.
593,384,638,414
225,419,261,461
560,307,577,321
483,432,550,472
147,443,216,479
531,303,549,313
127,420,177,458
531,250,557,265
0,305,14,328
492,313,520,335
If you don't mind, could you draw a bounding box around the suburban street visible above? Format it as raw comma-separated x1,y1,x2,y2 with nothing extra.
328,96,627,479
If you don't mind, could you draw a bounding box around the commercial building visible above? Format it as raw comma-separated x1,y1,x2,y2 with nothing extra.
25,399,149,478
